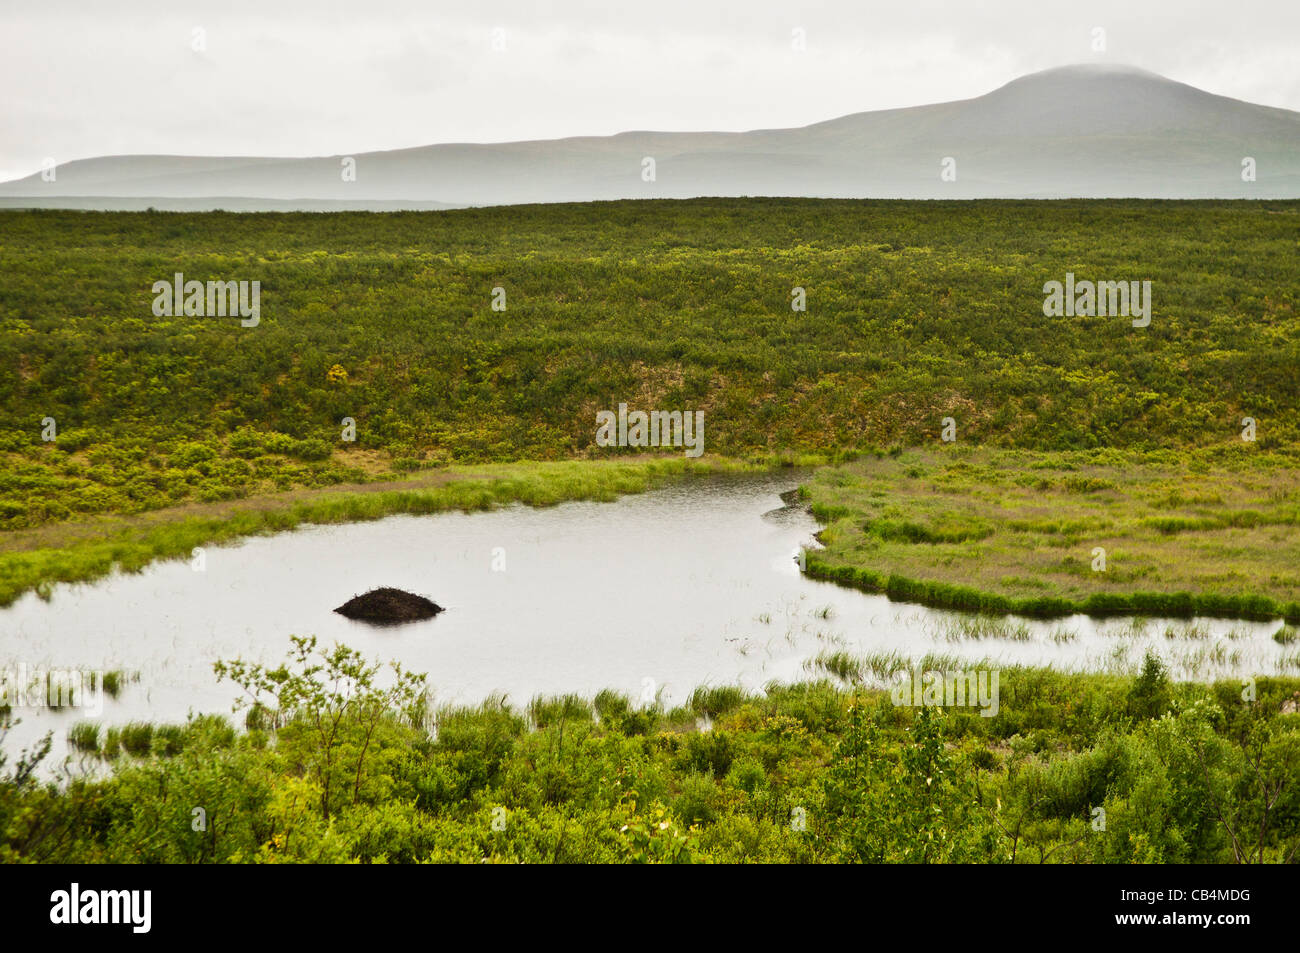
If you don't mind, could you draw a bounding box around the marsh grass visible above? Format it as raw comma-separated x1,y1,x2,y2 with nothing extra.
1102,617,1152,640
67,721,99,753
932,615,1033,642
689,685,747,718
916,652,983,674
592,689,630,719
807,648,992,686
101,669,138,699
804,449,1300,624
152,724,186,757
101,727,122,760
119,723,154,757
805,650,866,684
526,694,593,729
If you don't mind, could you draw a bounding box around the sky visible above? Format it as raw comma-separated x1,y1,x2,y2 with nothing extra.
1,0,1298,181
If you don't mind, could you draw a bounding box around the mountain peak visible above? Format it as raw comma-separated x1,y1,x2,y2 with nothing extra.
947,61,1264,140
1009,63,1170,84
988,62,1193,101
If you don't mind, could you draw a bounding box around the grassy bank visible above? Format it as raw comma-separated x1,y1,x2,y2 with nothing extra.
801,446,1300,622
0,456,760,607
3,638,1298,863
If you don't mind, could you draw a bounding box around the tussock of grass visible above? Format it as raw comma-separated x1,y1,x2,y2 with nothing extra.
119,722,154,757
527,694,593,728
688,685,748,718
806,650,867,684
67,722,100,753
101,669,138,699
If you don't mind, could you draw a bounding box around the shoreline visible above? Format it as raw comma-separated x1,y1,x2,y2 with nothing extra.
0,456,768,607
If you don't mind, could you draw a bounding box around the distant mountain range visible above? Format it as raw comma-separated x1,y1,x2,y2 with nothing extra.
3,64,1297,210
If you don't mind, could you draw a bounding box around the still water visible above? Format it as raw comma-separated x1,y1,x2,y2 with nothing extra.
1,472,1290,766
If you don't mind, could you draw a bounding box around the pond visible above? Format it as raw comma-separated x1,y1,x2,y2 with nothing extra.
1,472,1290,767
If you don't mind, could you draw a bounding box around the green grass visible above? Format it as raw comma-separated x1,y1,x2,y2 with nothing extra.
101,669,136,699
805,650,868,684
118,722,154,757
526,694,593,729
688,685,749,718
802,447,1300,621
100,727,121,760
66,721,99,753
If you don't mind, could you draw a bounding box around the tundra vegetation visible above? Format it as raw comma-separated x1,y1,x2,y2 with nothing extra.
0,200,1295,531
1,639,1297,863
1,200,1298,862
803,447,1300,621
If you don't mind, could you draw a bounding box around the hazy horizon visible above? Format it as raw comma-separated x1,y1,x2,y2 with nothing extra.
2,0,1299,181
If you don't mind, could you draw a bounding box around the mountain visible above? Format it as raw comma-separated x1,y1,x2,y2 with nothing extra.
3,64,1297,209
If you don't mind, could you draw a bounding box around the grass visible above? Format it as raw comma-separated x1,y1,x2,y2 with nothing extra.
526,694,593,729
802,447,1300,622
101,669,136,698
688,685,748,718
932,615,1033,642
118,723,154,757
805,650,864,684
1164,622,1210,640
100,727,121,760
67,721,99,753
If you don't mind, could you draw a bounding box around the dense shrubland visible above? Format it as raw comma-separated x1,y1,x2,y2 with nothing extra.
1,200,1296,529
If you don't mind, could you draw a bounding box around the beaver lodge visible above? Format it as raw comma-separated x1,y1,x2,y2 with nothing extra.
334,587,444,624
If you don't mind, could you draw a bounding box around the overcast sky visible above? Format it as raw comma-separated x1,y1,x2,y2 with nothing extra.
1,0,1297,181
